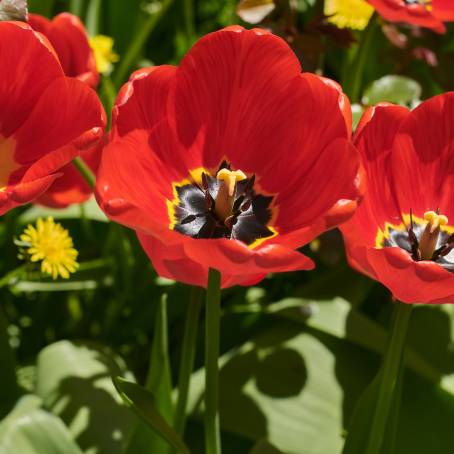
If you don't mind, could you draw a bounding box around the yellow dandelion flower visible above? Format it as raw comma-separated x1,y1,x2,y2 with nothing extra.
324,0,374,30
20,217,79,280
89,35,119,74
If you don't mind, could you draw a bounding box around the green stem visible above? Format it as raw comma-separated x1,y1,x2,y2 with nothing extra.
113,0,174,88
73,157,96,189
69,0,85,16
343,12,379,103
204,269,222,454
183,0,195,43
101,76,117,125
0,306,19,418
365,301,413,454
174,286,203,437
85,0,102,36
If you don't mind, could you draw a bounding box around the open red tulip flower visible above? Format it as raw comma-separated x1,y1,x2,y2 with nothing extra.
96,26,360,288
367,0,454,33
28,12,98,87
0,21,105,216
341,93,454,304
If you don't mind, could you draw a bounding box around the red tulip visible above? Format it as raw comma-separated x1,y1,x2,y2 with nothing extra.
96,26,360,288
28,12,98,87
341,93,454,304
27,12,102,208
367,0,454,33
0,22,105,216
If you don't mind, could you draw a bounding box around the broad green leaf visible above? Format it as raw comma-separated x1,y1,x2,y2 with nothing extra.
250,440,285,454
19,198,107,224
113,377,190,454
126,294,174,454
35,340,134,454
362,75,421,107
186,305,454,453
0,395,83,454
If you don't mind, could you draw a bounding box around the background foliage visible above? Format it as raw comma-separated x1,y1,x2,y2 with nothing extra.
1,0,454,453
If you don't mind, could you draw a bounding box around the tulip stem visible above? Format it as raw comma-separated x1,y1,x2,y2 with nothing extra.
174,286,203,437
204,269,222,454
183,0,195,44
73,157,95,189
113,0,174,88
343,12,379,103
366,301,413,454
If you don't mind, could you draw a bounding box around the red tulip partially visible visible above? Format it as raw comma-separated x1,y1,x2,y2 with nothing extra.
28,12,98,87
0,21,105,216
341,93,454,304
96,26,360,288
27,12,103,208
367,0,454,33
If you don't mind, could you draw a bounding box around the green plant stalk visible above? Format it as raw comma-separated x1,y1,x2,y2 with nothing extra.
113,0,174,87
365,301,413,454
0,307,19,417
183,0,195,43
69,0,85,16
204,269,222,454
85,0,102,36
343,13,379,103
73,157,96,189
174,286,204,436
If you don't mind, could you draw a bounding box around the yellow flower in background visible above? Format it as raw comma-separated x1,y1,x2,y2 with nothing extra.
89,35,119,74
20,217,79,280
324,0,374,30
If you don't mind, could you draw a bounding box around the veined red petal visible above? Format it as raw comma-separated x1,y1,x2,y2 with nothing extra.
28,13,99,87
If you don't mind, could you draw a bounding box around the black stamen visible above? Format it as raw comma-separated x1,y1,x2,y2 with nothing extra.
181,214,197,224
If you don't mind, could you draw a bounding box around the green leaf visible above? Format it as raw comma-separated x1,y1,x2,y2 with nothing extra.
185,302,454,453
126,294,174,453
250,440,284,454
35,340,135,454
362,75,422,107
113,377,190,454
0,395,83,454
18,198,108,224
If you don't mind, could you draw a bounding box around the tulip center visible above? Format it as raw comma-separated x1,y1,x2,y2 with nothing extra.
376,210,454,272
167,162,277,248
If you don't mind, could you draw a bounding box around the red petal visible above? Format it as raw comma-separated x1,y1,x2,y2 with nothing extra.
14,77,105,171
390,93,454,221
29,13,99,87
0,22,63,138
138,232,313,288
367,247,454,304
113,66,176,137
367,0,446,33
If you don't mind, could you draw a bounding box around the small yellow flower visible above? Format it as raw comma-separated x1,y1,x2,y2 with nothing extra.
89,35,119,74
324,0,374,30
20,217,79,280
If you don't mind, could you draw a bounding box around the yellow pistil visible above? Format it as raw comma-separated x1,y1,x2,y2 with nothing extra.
215,168,247,222
419,210,448,260
89,35,119,74
19,217,79,280
324,0,374,30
